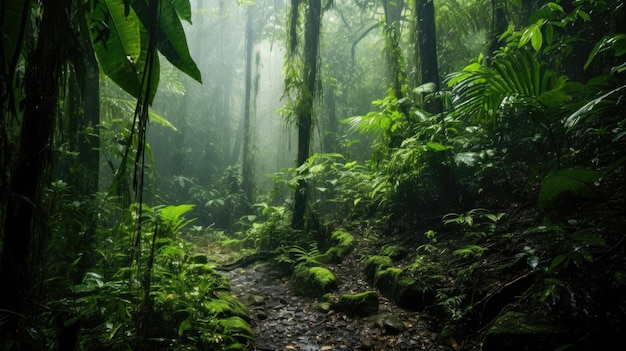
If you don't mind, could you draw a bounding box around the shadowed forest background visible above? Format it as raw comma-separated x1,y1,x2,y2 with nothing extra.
0,0,625,350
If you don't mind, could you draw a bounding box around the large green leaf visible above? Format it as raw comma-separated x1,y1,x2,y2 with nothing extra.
132,0,201,83
448,50,570,130
538,168,602,211
88,0,160,103
172,0,192,24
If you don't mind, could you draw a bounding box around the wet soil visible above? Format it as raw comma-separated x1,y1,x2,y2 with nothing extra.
222,244,446,351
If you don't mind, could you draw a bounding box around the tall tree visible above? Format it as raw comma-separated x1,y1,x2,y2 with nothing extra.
382,0,407,106
241,4,256,205
288,0,323,230
415,0,442,114
484,0,507,67
0,0,73,340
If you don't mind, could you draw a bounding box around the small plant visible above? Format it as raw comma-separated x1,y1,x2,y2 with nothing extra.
417,229,439,254
516,245,540,271
453,244,488,259
275,244,325,272
443,208,505,239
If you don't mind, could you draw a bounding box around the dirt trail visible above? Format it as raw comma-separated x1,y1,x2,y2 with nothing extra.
223,246,444,351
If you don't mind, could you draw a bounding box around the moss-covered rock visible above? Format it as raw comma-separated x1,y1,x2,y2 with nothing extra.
292,266,338,297
320,229,354,263
334,291,379,317
483,311,568,351
374,267,403,295
365,255,392,281
394,275,434,311
379,244,409,261
373,267,434,311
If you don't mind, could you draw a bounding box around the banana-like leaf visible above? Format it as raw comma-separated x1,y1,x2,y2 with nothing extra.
172,0,192,24
132,0,201,83
564,84,626,129
104,96,178,131
88,0,159,102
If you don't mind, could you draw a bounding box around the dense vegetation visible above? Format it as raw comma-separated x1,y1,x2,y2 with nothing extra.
1,0,624,350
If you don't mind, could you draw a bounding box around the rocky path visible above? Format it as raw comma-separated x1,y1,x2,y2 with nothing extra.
223,247,444,351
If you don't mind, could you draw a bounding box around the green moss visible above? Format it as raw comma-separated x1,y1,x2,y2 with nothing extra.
320,229,355,263
380,244,408,261
365,255,392,281
331,229,354,247
309,266,337,288
373,267,402,296
292,266,337,297
335,291,379,316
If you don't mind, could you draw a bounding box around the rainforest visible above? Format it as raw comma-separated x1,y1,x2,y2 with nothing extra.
0,0,624,350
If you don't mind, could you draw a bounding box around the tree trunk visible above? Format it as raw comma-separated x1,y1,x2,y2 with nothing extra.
242,5,255,205
382,0,407,105
291,0,322,230
322,83,338,153
0,0,70,340
79,22,101,196
484,0,507,67
415,0,442,114
76,14,101,272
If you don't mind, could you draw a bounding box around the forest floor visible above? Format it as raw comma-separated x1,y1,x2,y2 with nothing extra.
214,235,448,351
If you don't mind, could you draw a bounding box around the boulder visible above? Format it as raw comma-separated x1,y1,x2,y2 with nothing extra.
333,291,379,317
292,266,338,297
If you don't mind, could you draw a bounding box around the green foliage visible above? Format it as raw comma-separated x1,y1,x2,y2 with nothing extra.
279,244,326,270
159,203,196,236
245,204,298,251
538,168,602,212
46,200,252,350
584,33,626,73
453,245,487,259
87,0,201,103
443,208,505,240
447,49,570,135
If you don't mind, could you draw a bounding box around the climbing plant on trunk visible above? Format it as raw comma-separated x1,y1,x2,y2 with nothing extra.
285,0,323,230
